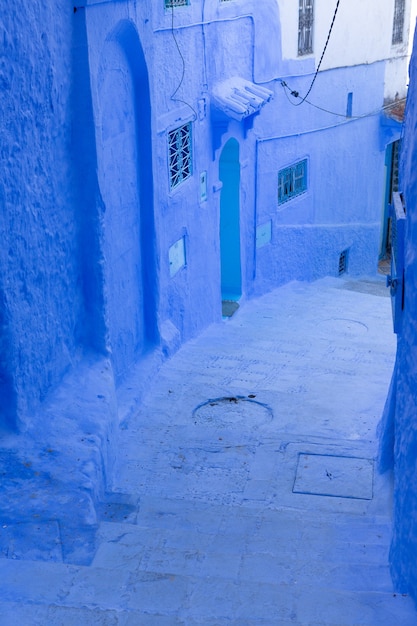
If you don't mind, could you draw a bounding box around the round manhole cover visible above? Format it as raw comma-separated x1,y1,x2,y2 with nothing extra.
319,318,368,336
193,396,273,427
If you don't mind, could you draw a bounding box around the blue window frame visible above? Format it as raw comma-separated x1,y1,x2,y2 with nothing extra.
168,122,192,190
278,159,308,205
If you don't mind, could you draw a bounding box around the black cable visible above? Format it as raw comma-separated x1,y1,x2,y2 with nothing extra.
287,0,342,106
282,80,347,117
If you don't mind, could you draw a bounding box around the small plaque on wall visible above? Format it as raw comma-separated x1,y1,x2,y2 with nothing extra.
169,236,186,277
256,220,272,248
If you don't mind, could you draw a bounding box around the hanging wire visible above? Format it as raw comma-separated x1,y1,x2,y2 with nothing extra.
169,5,197,119
288,0,342,106
281,79,407,123
281,80,407,119
281,80,347,117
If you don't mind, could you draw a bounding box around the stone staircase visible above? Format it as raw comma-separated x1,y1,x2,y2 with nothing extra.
0,494,415,625
0,278,415,624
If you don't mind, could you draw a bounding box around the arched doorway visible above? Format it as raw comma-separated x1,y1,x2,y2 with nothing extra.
98,22,157,384
219,138,242,313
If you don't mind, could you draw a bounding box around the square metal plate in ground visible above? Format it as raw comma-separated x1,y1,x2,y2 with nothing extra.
293,453,374,500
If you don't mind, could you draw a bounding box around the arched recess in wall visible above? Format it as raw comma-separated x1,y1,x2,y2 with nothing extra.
97,20,158,384
219,138,242,304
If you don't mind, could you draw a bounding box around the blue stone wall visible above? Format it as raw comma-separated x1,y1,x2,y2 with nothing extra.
383,21,417,599
1,2,82,429
253,58,389,295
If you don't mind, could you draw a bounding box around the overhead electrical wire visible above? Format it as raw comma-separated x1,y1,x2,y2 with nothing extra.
281,81,407,120
286,0,342,106
281,80,346,117
169,0,401,127
281,0,407,123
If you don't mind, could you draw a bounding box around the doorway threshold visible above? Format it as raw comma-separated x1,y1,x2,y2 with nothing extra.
222,300,240,318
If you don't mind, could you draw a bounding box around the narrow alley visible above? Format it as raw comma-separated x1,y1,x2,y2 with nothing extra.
0,275,415,625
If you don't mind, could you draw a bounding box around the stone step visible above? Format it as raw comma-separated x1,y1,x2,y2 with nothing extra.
94,516,391,574
0,559,414,625
7,598,406,626
93,526,394,594
0,601,183,626
132,495,393,541
185,582,415,625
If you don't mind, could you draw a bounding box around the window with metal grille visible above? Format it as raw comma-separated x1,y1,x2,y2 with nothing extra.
392,0,405,44
338,249,349,275
278,159,308,205
385,140,402,254
165,0,189,8
168,123,192,190
298,0,314,56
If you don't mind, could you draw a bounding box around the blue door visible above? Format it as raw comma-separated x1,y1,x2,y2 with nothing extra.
219,138,242,302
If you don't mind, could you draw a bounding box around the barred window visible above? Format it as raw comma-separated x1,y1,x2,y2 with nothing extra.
278,159,308,205
168,123,192,190
298,0,314,56
392,0,405,45
165,0,189,8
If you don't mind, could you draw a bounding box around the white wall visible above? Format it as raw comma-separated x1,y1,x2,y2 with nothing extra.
279,0,414,80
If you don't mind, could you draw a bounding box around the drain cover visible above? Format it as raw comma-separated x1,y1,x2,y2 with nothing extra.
293,453,374,500
193,396,273,427
319,318,368,336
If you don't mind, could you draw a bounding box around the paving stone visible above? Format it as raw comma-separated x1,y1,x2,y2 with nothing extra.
0,559,78,604
0,602,50,626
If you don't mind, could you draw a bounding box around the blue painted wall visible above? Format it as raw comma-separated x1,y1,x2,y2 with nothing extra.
253,60,389,294
80,0,395,372
379,19,417,601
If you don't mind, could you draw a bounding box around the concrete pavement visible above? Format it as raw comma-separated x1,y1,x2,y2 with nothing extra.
0,276,416,625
